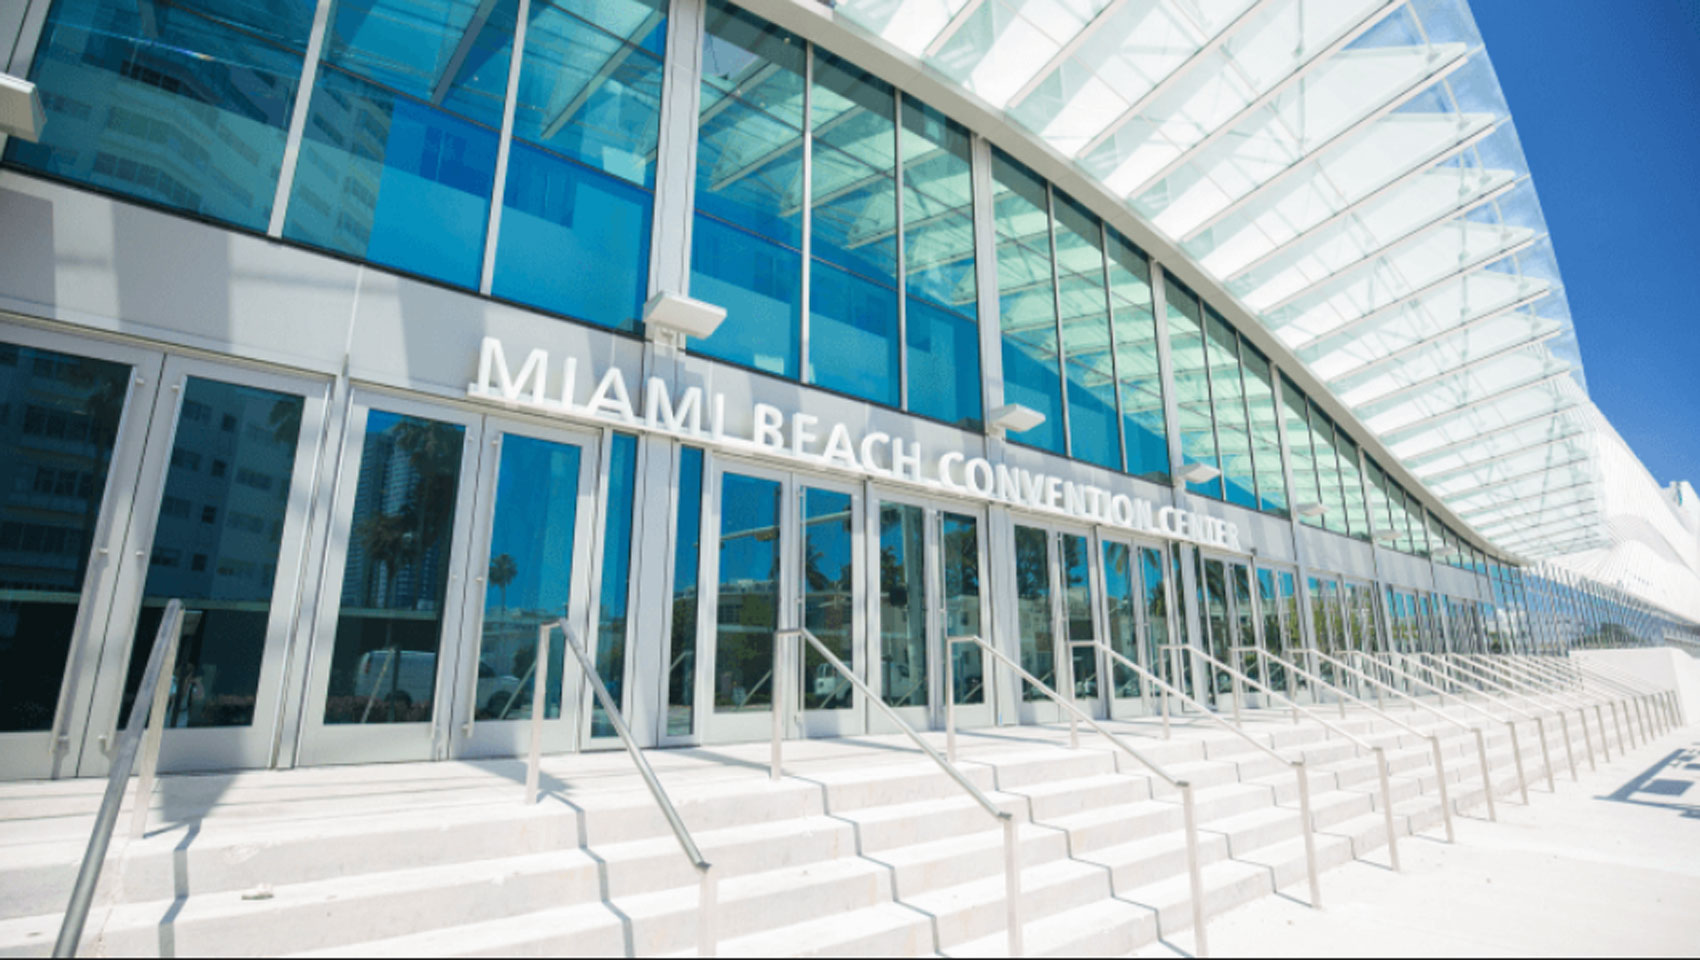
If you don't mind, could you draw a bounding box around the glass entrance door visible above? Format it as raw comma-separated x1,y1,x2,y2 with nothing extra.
298,393,484,766
1097,539,1174,719
0,328,160,780
699,459,865,744
1011,522,1103,724
869,495,993,734
76,357,328,776
1196,555,1260,711
448,422,599,760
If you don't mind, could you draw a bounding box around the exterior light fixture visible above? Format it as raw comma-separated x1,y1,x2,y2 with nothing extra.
642,291,726,345
1295,502,1327,518
988,403,1045,436
0,74,45,142
1176,462,1221,485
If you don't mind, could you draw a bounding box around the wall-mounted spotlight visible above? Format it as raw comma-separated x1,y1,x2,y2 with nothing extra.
988,403,1045,436
1176,462,1221,485
642,291,726,346
1295,501,1327,518
0,74,45,142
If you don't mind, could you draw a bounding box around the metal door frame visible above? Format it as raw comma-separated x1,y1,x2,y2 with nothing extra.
295,389,486,766
1007,512,1100,726
0,321,163,780
76,354,330,776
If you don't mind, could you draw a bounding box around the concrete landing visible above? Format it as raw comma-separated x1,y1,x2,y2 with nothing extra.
1140,726,1700,957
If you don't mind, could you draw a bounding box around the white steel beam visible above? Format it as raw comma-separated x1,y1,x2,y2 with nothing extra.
923,0,988,58
1399,402,1579,463
1414,428,1585,486
433,0,504,105
1290,233,1541,350
1456,476,1595,519
1347,328,1563,411
1075,0,1281,159
1324,287,1550,381
541,10,667,139
1008,0,1135,108
1376,368,1572,442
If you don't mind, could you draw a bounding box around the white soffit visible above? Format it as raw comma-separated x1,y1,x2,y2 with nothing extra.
831,0,1602,559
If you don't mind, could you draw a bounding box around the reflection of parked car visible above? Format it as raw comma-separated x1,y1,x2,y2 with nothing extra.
354,649,436,708
477,660,523,717
812,663,840,699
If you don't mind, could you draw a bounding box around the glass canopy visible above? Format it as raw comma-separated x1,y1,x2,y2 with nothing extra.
835,0,1601,559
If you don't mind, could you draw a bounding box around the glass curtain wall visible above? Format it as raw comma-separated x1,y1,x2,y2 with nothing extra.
991,150,1065,455
1106,233,1169,482
690,2,981,424
1167,283,1218,497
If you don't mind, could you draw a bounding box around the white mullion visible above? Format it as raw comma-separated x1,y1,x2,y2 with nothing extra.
480,0,531,295
268,0,337,238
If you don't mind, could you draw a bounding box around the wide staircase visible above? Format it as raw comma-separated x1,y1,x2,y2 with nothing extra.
0,702,1630,958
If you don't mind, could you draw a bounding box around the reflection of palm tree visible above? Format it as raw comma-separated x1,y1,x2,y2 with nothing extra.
489,553,518,616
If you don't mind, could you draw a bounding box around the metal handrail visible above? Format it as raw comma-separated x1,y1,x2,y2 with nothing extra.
1199,647,1407,867
1566,657,1676,736
1359,651,1530,808
1469,655,1603,775
949,634,1212,957
1513,656,1620,763
1442,655,1579,782
55,600,185,958
1312,650,1496,825
1422,654,1560,793
531,620,717,957
772,629,1024,958
1087,641,1322,909
1408,653,1557,795
1567,659,1661,743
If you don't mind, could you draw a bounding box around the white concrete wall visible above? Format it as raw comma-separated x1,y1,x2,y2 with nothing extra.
1573,647,1700,724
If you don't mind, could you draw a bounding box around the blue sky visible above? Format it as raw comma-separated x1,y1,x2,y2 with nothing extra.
1471,1,1700,489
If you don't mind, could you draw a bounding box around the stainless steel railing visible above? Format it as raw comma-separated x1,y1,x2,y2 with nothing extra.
947,634,1213,958
1188,646,1406,870
528,619,718,958
772,628,1025,957
54,599,185,958
1087,640,1322,909
1467,656,1601,776
1374,652,1541,804
1417,654,1560,794
1431,655,1570,789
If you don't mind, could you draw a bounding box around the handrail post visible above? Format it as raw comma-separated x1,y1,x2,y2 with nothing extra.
1003,815,1024,958
1295,761,1321,908
697,867,718,957
1557,712,1578,782
1577,706,1597,771
526,622,551,805
130,607,185,841
1374,745,1400,871
770,631,786,782
54,601,184,960
945,636,958,764
1594,703,1612,762
1181,781,1209,958
1507,721,1531,805
1473,728,1498,821
1430,735,1455,843
1534,716,1556,792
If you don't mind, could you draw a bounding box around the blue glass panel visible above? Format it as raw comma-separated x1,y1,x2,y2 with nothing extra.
7,0,313,231
694,0,805,247
591,433,638,737
476,433,580,721
1053,193,1118,471
1106,229,1167,482
509,0,666,188
906,296,982,428
808,261,898,406
810,51,897,286
492,143,651,330
285,68,500,288
325,411,465,724
689,214,801,377
714,472,780,711
0,343,131,733
666,446,704,736
284,0,516,288
992,149,1064,455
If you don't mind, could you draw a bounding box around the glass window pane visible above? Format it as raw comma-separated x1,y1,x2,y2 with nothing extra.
666,446,703,736
1337,435,1369,542
0,344,131,733
1014,524,1053,699
810,51,896,284
1139,546,1170,690
993,150,1064,455
1201,558,1230,695
1101,541,1138,698
1107,231,1168,482
590,433,637,736
942,512,984,705
475,433,581,722
906,297,982,429
285,0,518,288
324,411,465,724
1257,567,1286,688
1309,404,1348,536
122,378,306,729
690,213,802,376
1242,349,1285,515
1168,282,1220,497
1054,194,1119,471
1232,563,1256,684
1205,312,1255,508
802,488,854,710
1282,374,1321,529
8,0,314,231
809,260,899,405
714,471,779,711
902,97,980,429
1062,533,1096,698
878,503,926,708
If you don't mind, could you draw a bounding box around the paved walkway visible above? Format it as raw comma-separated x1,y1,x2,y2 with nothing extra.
1141,725,1700,957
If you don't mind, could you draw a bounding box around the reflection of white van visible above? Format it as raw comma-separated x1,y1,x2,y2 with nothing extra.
354,649,437,708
